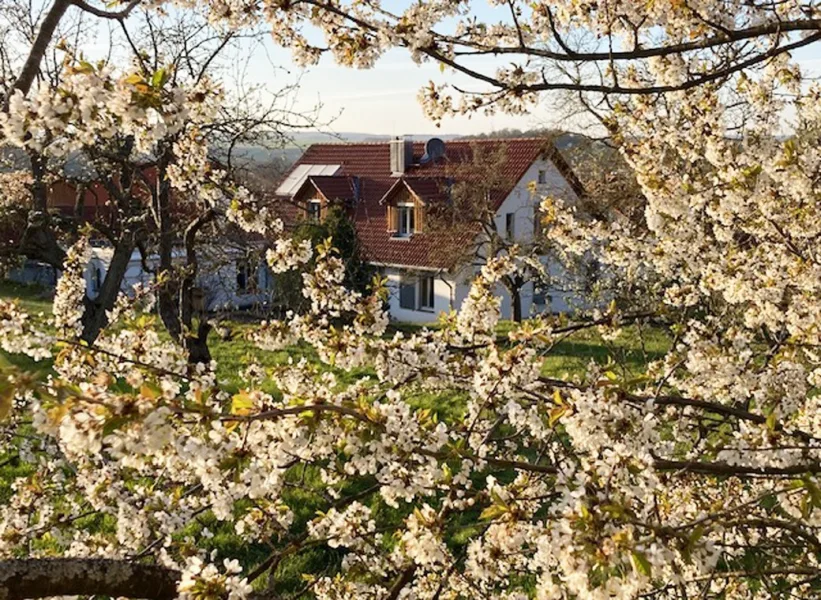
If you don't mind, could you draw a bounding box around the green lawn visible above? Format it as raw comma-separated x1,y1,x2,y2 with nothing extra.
0,280,53,316
0,279,671,385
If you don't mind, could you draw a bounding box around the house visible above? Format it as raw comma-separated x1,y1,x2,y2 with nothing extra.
273,137,586,322
6,175,274,311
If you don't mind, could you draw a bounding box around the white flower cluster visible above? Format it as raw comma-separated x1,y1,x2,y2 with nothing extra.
178,556,252,600
0,65,216,159
0,300,52,360
52,237,89,337
265,238,312,273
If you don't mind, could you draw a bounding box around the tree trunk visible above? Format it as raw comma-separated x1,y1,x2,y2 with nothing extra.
178,209,216,366
186,319,213,365
19,152,66,269
511,286,523,323
81,238,135,344
153,149,214,366
155,152,183,342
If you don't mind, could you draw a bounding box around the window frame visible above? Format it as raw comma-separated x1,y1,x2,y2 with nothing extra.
236,258,255,296
396,202,415,237
307,199,322,222
399,277,417,310
419,275,435,312
89,264,103,295
505,212,515,240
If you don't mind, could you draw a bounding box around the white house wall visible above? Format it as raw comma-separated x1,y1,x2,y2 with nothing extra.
383,267,456,324
493,158,580,248
78,247,273,311
380,158,587,323
489,158,582,320
198,259,273,311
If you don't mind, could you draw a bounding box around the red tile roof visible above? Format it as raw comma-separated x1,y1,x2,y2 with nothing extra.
306,175,357,201
401,178,451,204
272,138,583,270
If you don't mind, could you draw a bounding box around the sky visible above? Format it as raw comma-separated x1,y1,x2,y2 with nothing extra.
68,1,550,137
246,47,553,137
240,27,821,138
49,1,821,138
238,1,560,137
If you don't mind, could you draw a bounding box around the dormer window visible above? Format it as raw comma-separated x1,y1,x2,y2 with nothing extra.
397,203,415,237
384,180,427,237
307,199,322,222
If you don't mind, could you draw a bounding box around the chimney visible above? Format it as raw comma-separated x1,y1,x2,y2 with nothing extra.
390,136,413,176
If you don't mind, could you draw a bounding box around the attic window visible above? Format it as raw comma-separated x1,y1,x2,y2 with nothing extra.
397,203,415,237
537,170,547,184
307,199,322,222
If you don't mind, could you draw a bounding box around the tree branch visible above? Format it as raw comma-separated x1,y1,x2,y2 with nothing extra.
70,0,143,20
5,0,71,105
0,558,179,600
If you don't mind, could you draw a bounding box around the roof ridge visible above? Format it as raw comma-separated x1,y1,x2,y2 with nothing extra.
303,136,551,148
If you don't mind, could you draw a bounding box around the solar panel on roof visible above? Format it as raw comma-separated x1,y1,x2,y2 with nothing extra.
275,164,341,196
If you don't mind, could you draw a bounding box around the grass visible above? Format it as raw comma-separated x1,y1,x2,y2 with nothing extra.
0,279,672,385
0,280,53,316
0,280,672,590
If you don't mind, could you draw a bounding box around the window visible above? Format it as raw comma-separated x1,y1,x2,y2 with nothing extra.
537,169,547,184
397,204,415,237
237,259,255,295
399,279,416,309
398,275,434,311
533,205,543,238
89,265,103,295
505,213,515,240
258,265,273,291
419,276,434,311
307,199,322,222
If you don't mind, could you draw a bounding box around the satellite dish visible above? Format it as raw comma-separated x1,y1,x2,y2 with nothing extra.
420,138,446,163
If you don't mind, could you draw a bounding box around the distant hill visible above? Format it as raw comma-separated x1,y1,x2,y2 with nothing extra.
1,130,590,184
285,132,463,146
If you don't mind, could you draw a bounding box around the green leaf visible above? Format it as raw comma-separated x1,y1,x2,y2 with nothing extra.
548,406,566,427
479,504,508,521
102,415,130,437
688,525,705,546
804,478,821,510
151,67,169,89
0,380,13,421
231,391,254,415
123,73,145,85
631,550,652,577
